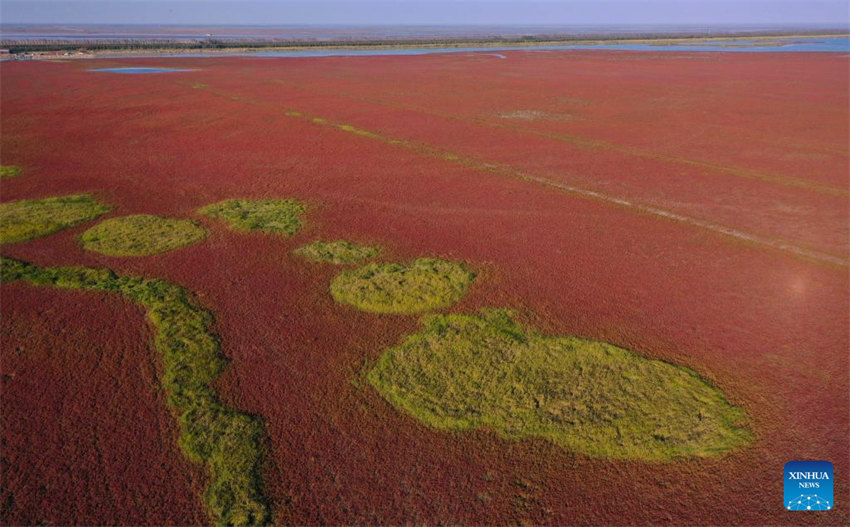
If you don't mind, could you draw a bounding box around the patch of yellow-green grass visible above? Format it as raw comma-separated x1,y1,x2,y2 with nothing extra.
0,256,270,525
198,199,306,236
294,240,380,265
331,258,475,314
1,165,22,178
368,309,753,461
81,214,208,256
0,194,111,244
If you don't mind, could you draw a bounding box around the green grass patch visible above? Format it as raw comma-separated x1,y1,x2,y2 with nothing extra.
198,199,306,236
368,309,752,461
1,165,22,179
0,256,270,525
330,258,475,314
81,214,208,256
294,240,380,265
0,194,111,244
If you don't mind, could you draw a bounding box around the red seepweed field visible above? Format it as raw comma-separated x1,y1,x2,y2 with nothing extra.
0,49,848,525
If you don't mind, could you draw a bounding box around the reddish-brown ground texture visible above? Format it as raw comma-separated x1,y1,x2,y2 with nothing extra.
0,50,847,526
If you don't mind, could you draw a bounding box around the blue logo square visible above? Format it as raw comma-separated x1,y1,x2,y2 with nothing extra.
784,460,833,511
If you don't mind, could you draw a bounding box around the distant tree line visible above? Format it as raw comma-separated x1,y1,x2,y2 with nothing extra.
0,29,842,54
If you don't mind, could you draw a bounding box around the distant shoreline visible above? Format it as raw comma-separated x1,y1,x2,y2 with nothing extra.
2,31,847,59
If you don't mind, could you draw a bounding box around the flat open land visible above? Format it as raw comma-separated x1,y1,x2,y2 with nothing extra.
1,50,848,525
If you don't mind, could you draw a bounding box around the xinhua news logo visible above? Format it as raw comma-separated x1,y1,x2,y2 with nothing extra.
784,460,833,511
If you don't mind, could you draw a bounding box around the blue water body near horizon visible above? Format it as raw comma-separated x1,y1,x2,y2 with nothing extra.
246,36,849,57
66,35,850,66
135,36,849,59
90,67,193,73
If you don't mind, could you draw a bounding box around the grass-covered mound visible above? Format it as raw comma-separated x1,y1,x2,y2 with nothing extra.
0,256,269,525
0,194,111,244
1,165,22,178
198,199,306,236
368,309,752,461
81,214,208,256
294,240,380,265
331,258,475,314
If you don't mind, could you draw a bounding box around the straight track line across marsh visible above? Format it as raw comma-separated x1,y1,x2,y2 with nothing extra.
185,81,849,268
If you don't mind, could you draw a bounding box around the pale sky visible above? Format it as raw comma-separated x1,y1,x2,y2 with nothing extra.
1,0,848,27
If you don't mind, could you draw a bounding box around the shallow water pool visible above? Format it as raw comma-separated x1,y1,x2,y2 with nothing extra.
89,67,192,74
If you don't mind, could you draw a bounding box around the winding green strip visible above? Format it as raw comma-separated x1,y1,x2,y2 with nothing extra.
0,256,270,525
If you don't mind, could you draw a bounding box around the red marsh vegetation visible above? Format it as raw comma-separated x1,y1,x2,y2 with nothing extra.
0,50,847,525
0,284,207,525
